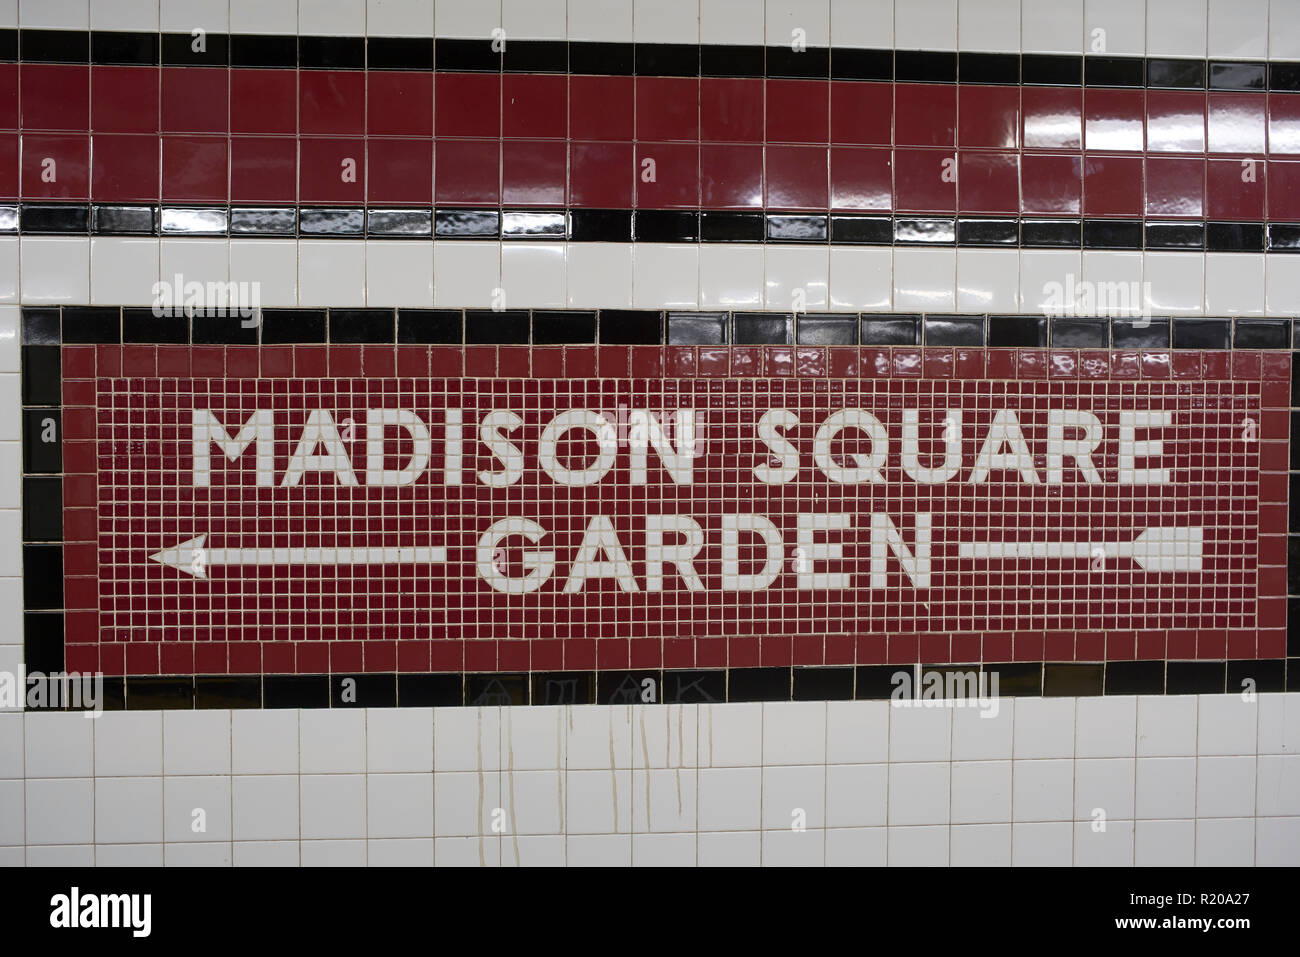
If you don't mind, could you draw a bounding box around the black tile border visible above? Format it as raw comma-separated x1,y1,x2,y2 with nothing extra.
4,28,1300,89
12,204,1300,252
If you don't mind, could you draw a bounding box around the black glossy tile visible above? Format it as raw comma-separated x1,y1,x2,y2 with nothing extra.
1085,55,1144,87
1207,221,1265,251
796,315,857,345
1043,663,1105,697
959,52,1019,84
92,204,157,235
22,476,61,541
1234,319,1290,349
23,544,62,610
894,216,955,244
662,670,725,703
1111,318,1170,348
767,214,827,242
1021,218,1081,247
924,315,984,346
957,217,1018,246
97,678,126,712
1083,218,1142,249
1270,61,1300,92
503,39,567,73
635,210,698,242
792,667,854,701
596,671,661,705
701,44,764,78
331,674,396,708
634,43,699,77
21,308,60,345
195,677,263,709
1051,317,1108,348
465,309,530,344
0,29,16,62
1146,57,1205,89
20,204,89,234
829,214,891,244
1290,535,1300,590
467,674,528,706
161,31,229,67
987,663,1043,697
434,37,498,72
598,309,662,344
1022,53,1082,85
894,50,956,83
397,673,463,707
532,671,597,705
398,309,462,344
533,310,597,344
22,408,60,473
1172,317,1230,349
231,33,297,68
299,207,364,235
366,36,434,70
62,307,120,344
229,207,297,236
733,312,793,344
260,309,327,344
21,347,60,405
1292,418,1300,470
855,664,906,699
23,612,63,674
123,308,188,344
191,312,258,345
91,31,158,66
830,47,891,81
367,208,433,237
1145,220,1204,249
328,309,395,343
568,41,634,76
263,675,330,709
1269,223,1300,251
435,208,499,238
727,667,790,702
1209,60,1266,90
700,211,764,242
860,315,919,346
667,312,727,345
987,316,1047,347
570,208,632,242
1166,661,1226,695
502,210,567,238
160,206,227,235
125,678,194,711
1227,659,1285,693
1291,612,1300,657
21,29,89,63
766,45,829,79
1104,660,1165,694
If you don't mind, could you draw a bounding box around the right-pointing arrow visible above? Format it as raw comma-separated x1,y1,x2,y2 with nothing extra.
958,526,1203,573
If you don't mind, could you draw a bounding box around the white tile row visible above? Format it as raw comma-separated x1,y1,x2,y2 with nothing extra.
7,238,1299,316
8,1,1300,58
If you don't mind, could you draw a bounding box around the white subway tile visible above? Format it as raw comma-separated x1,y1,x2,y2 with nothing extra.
300,774,367,839
232,775,300,841
163,776,232,842
95,777,163,844
1011,821,1072,865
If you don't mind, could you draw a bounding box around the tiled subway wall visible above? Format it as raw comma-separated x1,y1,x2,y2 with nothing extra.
0,0,1298,867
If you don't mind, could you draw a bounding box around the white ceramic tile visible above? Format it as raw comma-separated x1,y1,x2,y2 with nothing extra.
1197,694,1258,755
1256,755,1300,816
1135,756,1196,818
1083,0,1145,55
165,842,232,865
24,778,94,845
300,0,368,35
229,0,298,34
20,238,90,304
503,0,566,39
367,838,435,865
950,760,1012,824
1134,818,1195,865
566,243,634,308
161,0,230,32
888,703,951,762
1075,696,1136,757
1255,816,1300,866
300,774,367,839
1258,694,1300,754
233,840,300,866
436,0,500,37
763,701,826,765
950,822,1011,865
567,833,632,866
766,0,831,47
830,0,892,47
762,764,825,829
1011,821,1072,864
1136,694,1197,756
27,844,95,866
299,240,367,307
163,710,231,775
0,779,21,845
367,708,434,773
698,829,760,865
0,306,17,372
1271,0,1300,57
434,707,501,772
702,0,764,44
1022,0,1083,54
958,0,1020,51
1207,0,1268,57
94,777,163,844
1142,252,1204,315
18,0,87,29
159,238,228,301
1074,758,1135,820
433,242,500,308
0,239,18,302
434,834,497,866
893,248,956,310
301,840,367,866
90,238,159,306
1196,755,1257,817
0,0,12,28
568,705,633,769
1145,0,1206,56
1266,255,1300,316
163,776,231,842
0,713,21,778
951,697,1014,759
828,246,892,310
631,767,697,832
956,248,1020,312
634,703,699,769
367,773,435,838
826,700,889,764
888,761,950,825
0,512,18,577
762,828,825,865
232,775,300,841
887,824,949,865
1195,817,1254,865
231,709,299,774
300,709,366,773
1012,759,1074,821
701,702,762,767
823,763,887,827
507,770,566,833
91,0,157,30
699,245,764,309
1012,697,1075,758
633,0,699,44
434,770,502,836
764,245,828,310
697,767,762,830
1073,819,1133,865
633,244,699,308
568,0,634,41
505,834,570,865
895,0,957,49
367,0,435,35
1205,254,1265,316
631,831,697,866
96,843,164,867
1081,251,1144,316
228,239,298,309
94,711,162,776
1020,249,1081,314
25,712,93,778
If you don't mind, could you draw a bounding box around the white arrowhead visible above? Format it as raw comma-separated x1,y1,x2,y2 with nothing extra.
1125,526,1202,573
149,535,209,579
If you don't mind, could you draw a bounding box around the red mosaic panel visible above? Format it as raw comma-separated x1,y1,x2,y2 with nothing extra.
60,346,1289,675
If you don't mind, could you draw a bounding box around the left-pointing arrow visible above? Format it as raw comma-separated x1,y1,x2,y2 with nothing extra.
149,534,448,579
